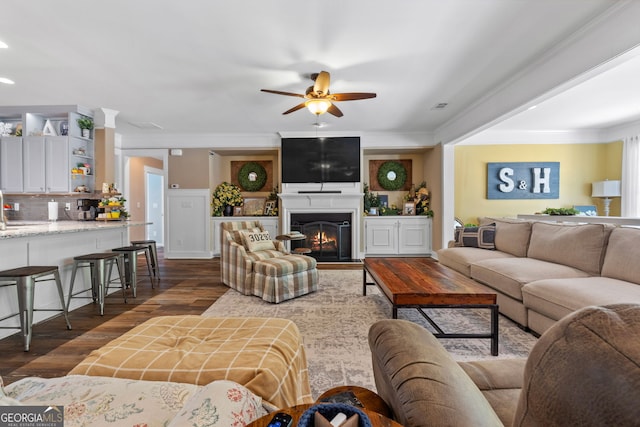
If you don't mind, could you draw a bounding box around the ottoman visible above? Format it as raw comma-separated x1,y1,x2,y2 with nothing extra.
253,255,318,303
68,315,313,407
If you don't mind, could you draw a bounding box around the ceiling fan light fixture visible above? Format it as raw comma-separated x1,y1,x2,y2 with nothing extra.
305,99,331,115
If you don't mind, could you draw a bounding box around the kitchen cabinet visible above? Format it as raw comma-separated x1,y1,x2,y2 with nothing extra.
0,105,94,194
23,136,70,193
364,216,431,256
211,216,279,256
0,137,23,192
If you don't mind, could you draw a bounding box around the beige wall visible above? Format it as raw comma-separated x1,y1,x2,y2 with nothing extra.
424,145,443,251
168,148,210,189
128,156,163,241
454,142,623,225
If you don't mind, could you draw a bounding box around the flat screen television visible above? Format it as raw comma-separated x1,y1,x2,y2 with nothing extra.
281,137,361,183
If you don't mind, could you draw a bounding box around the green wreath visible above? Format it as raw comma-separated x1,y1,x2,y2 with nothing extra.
377,161,407,191
238,162,267,192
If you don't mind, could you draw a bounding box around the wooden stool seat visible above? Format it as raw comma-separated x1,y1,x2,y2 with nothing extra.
293,247,312,254
0,265,71,351
67,252,127,316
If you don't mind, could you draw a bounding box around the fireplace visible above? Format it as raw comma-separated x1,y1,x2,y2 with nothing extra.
290,213,352,261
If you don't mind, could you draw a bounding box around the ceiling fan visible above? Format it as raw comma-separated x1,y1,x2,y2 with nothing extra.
261,70,376,117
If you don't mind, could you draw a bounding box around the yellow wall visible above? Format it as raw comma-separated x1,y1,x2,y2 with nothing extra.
454,142,622,225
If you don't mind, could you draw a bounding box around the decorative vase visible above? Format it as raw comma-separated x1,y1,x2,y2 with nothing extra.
223,205,234,216
82,128,90,138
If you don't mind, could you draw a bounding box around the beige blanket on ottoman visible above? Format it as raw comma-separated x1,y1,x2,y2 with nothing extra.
68,315,312,408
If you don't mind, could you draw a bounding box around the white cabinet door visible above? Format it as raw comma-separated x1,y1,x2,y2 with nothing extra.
45,136,69,192
398,217,432,254
0,137,23,192
365,218,398,255
23,136,46,193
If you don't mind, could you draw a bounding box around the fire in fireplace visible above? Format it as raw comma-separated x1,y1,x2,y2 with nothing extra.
290,213,352,261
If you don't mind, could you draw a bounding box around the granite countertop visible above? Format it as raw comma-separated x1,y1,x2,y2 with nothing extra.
0,220,148,240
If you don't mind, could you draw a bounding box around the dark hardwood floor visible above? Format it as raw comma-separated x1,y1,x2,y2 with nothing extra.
0,251,361,385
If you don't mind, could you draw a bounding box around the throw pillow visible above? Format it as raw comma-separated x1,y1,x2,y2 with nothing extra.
239,229,276,252
454,224,496,249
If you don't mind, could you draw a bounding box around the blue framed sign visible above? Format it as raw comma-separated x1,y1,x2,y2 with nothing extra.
487,162,559,199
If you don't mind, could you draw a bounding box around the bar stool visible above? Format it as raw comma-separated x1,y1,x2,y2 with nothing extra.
130,240,160,280
0,266,72,351
67,252,127,316
112,245,154,298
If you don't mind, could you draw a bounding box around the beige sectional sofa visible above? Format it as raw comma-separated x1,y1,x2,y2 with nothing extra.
437,217,640,334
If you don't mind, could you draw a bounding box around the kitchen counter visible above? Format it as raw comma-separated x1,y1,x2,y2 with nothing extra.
0,220,148,239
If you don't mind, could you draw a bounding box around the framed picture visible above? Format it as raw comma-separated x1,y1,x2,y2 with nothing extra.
403,202,416,216
233,206,243,216
264,200,276,216
243,197,266,216
378,195,389,208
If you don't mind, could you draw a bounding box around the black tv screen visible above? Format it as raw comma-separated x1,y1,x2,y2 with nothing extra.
281,137,361,183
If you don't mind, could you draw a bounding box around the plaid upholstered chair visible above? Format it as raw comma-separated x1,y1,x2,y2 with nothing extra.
220,221,318,303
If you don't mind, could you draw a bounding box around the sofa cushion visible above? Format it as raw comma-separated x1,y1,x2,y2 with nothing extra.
240,229,276,252
454,224,496,249
514,304,640,426
522,277,640,322
458,359,527,426
437,247,515,277
480,217,532,257
254,255,317,277
471,258,590,301
601,227,640,285
527,222,610,275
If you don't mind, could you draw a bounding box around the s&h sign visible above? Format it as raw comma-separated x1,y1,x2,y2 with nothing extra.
487,162,559,199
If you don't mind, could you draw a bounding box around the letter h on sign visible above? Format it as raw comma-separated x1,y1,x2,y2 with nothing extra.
487,162,559,199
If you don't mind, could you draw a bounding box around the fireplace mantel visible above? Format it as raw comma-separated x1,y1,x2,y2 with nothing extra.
279,192,363,260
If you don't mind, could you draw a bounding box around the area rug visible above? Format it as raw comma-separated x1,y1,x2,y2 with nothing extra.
203,270,538,399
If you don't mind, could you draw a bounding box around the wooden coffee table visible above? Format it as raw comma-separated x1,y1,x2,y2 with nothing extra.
363,257,499,355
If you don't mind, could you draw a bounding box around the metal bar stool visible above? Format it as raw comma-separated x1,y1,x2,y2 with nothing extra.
112,245,154,298
130,240,160,280
67,252,127,316
0,266,72,351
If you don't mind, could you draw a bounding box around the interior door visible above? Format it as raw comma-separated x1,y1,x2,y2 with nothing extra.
145,169,164,246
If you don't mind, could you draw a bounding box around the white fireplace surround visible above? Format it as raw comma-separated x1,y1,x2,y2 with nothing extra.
279,183,363,260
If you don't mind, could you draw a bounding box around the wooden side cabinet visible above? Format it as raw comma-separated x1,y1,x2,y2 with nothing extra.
365,216,431,256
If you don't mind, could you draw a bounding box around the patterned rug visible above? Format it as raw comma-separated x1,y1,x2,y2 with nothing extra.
203,269,538,399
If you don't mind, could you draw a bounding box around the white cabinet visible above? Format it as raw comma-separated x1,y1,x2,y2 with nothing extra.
0,137,23,192
211,216,279,256
365,216,431,256
23,136,70,193
0,105,94,194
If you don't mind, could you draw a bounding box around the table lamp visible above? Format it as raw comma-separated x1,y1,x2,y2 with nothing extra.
591,180,621,216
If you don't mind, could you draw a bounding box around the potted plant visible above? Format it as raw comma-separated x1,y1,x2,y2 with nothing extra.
77,117,94,138
363,183,381,215
211,182,243,216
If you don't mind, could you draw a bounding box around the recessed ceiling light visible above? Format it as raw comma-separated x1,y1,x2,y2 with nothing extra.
0,41,7,49
431,102,449,110
0,77,15,85
527,105,537,111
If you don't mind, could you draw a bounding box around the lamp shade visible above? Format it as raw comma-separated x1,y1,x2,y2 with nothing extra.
305,99,331,115
591,180,621,198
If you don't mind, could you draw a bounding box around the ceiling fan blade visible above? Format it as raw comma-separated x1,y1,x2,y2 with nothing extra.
312,71,331,96
282,102,307,115
330,92,377,101
261,89,306,98
327,104,343,117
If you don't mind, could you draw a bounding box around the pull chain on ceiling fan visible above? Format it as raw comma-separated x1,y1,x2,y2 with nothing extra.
261,71,376,117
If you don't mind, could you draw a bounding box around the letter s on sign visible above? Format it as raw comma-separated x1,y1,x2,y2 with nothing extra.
499,168,515,192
